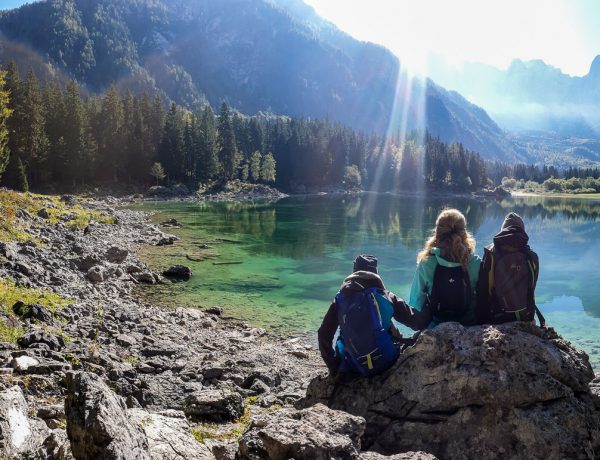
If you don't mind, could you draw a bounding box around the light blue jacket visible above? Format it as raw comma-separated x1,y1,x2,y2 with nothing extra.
409,247,481,327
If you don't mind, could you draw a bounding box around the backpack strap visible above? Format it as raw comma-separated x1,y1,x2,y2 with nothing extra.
524,250,545,328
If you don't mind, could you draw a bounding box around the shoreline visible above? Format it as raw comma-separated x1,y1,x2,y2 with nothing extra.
0,192,322,458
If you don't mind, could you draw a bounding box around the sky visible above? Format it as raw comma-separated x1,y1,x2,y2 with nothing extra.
304,0,600,77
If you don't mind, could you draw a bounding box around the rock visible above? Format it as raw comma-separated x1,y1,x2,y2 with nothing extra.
162,265,192,281
106,247,129,264
0,242,18,260
18,330,65,351
360,453,438,460
206,307,223,316
0,386,49,457
75,254,102,271
60,194,76,205
65,371,150,460
116,334,138,348
156,236,177,246
15,261,33,276
184,389,244,422
37,208,50,219
13,302,53,322
237,404,365,460
10,355,40,372
129,409,215,460
60,212,77,222
302,322,600,459
133,271,157,284
42,428,74,460
160,219,181,228
12,300,27,316
87,266,106,283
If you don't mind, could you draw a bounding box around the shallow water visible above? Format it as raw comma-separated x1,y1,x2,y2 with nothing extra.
136,193,600,369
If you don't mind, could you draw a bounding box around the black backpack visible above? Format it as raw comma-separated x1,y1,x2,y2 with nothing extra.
483,246,545,326
428,264,471,322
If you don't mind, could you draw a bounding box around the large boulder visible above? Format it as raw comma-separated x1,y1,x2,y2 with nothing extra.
65,371,150,460
0,386,49,458
128,409,215,460
302,322,600,460
238,404,366,460
184,389,244,422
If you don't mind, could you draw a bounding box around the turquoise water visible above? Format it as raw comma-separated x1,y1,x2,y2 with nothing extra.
137,193,600,368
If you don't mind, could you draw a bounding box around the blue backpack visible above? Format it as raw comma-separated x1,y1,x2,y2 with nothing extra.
335,287,399,376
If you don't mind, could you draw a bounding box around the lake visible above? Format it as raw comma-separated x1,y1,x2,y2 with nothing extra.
136,193,600,369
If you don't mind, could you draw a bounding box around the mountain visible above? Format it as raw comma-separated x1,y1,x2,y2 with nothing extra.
427,55,600,165
0,0,522,162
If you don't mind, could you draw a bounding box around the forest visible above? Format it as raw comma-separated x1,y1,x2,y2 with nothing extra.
0,63,598,195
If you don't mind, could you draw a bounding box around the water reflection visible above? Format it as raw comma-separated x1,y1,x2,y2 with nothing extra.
139,193,600,342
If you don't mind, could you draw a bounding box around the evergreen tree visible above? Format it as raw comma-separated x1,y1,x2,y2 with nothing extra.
197,105,219,183
150,162,166,185
21,69,49,187
249,150,262,183
218,102,239,181
158,103,185,183
62,80,86,187
261,152,276,183
0,70,11,181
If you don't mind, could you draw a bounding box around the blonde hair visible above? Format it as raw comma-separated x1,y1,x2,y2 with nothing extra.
417,208,475,270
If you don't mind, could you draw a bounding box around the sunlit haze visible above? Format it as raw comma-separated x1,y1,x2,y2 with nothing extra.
304,0,600,77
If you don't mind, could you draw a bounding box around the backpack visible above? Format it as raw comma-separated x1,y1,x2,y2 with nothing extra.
428,264,471,322
335,287,399,376
483,245,545,326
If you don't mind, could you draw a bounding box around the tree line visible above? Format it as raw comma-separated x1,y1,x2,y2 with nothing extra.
2,62,597,195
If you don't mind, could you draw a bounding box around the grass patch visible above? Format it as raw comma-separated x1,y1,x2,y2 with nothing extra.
0,318,23,343
0,279,70,343
123,354,140,366
0,188,116,242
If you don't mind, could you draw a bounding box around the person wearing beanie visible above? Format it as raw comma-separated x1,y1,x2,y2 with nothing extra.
475,212,544,326
318,254,432,375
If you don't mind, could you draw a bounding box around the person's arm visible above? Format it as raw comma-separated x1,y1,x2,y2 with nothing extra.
387,291,432,331
317,301,340,372
409,263,428,312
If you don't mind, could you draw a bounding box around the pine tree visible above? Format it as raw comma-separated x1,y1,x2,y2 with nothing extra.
21,69,49,187
197,105,219,183
261,152,276,183
0,70,11,181
150,162,166,185
218,102,239,181
249,150,262,183
62,80,86,187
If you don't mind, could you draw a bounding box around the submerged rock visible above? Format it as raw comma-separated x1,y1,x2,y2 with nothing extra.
302,322,600,459
163,265,192,281
65,371,150,460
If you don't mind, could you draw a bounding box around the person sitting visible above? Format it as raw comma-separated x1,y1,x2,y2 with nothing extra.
318,254,432,376
409,208,481,327
475,212,545,326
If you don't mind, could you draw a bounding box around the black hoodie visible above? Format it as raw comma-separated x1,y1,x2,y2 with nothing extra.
317,271,432,372
475,212,539,324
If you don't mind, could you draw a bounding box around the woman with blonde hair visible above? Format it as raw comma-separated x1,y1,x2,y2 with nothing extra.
409,208,481,327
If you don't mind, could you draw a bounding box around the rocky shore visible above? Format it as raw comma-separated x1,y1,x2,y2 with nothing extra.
1,192,599,459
